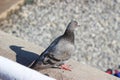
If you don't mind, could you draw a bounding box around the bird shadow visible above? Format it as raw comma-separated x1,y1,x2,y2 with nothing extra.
9,45,39,67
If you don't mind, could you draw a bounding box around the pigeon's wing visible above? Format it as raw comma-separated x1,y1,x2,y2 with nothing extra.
29,36,62,68
38,35,62,61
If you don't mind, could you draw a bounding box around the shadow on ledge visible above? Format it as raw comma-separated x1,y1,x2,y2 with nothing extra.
10,45,39,66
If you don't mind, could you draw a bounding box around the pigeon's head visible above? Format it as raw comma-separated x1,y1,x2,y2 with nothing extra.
67,20,78,32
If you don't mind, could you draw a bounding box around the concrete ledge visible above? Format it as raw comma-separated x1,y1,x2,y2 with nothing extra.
0,0,25,21
0,31,119,80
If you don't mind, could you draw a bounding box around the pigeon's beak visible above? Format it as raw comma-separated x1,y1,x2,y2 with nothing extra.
75,24,80,28
75,24,80,31
76,24,80,27
74,21,79,28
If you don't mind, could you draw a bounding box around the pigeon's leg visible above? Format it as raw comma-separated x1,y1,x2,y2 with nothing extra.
53,61,71,71
59,64,71,71
56,61,71,71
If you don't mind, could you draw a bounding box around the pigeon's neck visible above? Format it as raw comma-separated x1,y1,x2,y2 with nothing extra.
63,29,74,43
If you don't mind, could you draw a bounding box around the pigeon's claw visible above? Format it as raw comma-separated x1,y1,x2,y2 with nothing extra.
59,64,71,71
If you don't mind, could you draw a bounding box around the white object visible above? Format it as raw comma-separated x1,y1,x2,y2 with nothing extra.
0,56,56,80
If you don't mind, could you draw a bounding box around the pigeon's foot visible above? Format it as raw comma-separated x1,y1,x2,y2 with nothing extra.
59,64,71,71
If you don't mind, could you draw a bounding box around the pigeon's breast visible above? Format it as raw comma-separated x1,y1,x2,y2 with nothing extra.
53,39,75,61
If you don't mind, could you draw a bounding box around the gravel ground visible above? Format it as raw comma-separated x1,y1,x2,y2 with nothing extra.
0,0,120,71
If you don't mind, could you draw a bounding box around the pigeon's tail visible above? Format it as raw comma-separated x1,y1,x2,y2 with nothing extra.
29,60,43,68
29,52,45,68
28,60,37,68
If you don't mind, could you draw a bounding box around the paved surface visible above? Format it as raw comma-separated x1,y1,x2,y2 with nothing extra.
0,0,24,20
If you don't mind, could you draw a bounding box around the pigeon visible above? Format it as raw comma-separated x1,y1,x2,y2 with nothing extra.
30,21,78,71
